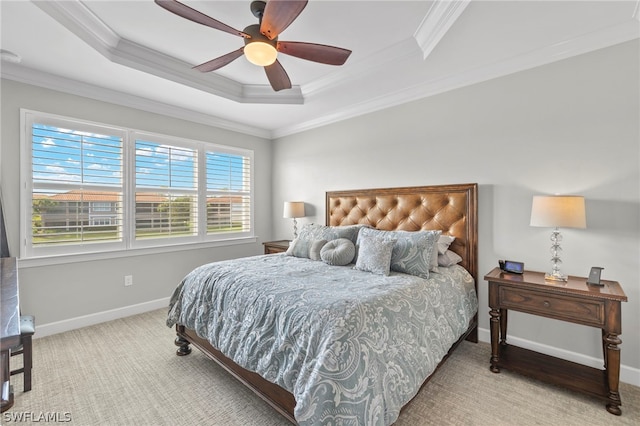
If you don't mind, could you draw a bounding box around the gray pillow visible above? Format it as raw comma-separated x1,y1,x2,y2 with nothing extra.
357,228,440,279
309,239,328,261
354,235,395,276
286,238,313,258
287,238,330,260
320,238,356,266
297,223,366,245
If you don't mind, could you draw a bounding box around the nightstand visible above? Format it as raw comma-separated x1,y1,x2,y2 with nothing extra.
262,240,291,254
485,267,627,415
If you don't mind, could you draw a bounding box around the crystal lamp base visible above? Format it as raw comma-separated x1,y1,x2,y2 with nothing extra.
545,272,568,282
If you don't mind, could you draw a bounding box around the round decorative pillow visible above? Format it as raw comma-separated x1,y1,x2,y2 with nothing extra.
320,238,356,266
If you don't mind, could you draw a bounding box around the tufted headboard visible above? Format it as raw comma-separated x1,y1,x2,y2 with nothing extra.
326,183,478,283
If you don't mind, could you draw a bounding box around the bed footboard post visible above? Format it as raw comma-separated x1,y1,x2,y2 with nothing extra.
465,314,479,343
175,325,192,356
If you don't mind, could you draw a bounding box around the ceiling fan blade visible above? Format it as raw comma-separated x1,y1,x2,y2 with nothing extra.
193,48,244,72
260,0,308,40
277,41,351,66
155,0,249,38
264,60,292,91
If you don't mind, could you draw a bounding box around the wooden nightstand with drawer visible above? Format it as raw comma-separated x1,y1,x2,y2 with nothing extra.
485,267,627,415
262,240,291,254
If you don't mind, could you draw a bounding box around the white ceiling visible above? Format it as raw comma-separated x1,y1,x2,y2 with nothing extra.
1,1,639,139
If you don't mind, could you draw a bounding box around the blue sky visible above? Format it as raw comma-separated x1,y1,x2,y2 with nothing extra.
32,124,247,193
33,124,122,187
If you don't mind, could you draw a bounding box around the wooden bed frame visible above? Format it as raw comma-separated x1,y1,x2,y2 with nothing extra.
174,183,478,424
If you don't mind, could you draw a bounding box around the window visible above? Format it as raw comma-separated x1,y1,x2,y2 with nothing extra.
91,217,114,226
206,151,251,234
134,138,198,241
27,115,125,256
92,202,112,212
21,110,254,259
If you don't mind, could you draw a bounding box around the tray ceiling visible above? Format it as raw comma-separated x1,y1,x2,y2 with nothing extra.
1,1,638,138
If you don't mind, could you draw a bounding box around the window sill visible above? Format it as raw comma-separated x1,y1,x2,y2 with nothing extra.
18,236,258,268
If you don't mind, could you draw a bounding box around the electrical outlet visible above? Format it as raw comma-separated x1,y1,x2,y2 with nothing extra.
124,275,133,286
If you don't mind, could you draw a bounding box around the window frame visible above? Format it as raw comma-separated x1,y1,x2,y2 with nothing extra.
20,109,256,264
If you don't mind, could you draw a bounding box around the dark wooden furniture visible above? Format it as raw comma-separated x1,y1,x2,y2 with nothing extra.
485,267,627,415
10,315,35,392
175,183,478,423
262,240,290,254
1,258,20,413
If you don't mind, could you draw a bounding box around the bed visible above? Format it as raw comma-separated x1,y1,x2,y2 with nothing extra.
167,183,478,425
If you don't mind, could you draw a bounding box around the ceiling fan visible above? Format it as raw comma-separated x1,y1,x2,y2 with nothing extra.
155,0,352,91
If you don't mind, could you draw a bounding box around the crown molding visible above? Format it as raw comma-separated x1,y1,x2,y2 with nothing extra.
414,0,471,60
1,62,271,139
33,0,304,105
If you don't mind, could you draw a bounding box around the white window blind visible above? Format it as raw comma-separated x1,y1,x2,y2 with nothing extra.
206,151,251,235
135,139,198,240
28,119,124,254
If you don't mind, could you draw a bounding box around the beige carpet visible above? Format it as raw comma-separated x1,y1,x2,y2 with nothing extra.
6,309,639,425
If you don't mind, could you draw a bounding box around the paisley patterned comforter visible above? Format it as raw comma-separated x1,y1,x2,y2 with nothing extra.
167,254,477,425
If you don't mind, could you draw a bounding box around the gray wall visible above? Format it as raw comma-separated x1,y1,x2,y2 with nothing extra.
0,80,272,326
271,41,640,376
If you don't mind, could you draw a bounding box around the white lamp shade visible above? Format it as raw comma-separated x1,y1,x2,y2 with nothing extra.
283,201,305,218
530,195,586,228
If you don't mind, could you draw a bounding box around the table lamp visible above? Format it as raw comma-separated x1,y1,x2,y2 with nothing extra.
530,195,586,281
283,201,305,238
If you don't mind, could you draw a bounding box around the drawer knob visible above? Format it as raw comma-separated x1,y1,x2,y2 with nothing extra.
543,301,550,308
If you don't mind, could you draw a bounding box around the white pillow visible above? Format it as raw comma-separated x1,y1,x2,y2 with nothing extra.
431,234,456,271
438,235,455,255
438,250,463,267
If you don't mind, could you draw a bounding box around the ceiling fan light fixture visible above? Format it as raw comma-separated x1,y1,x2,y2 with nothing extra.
156,0,350,91
244,41,278,66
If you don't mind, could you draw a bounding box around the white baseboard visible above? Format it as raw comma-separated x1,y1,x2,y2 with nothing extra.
478,327,640,387
34,297,170,338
